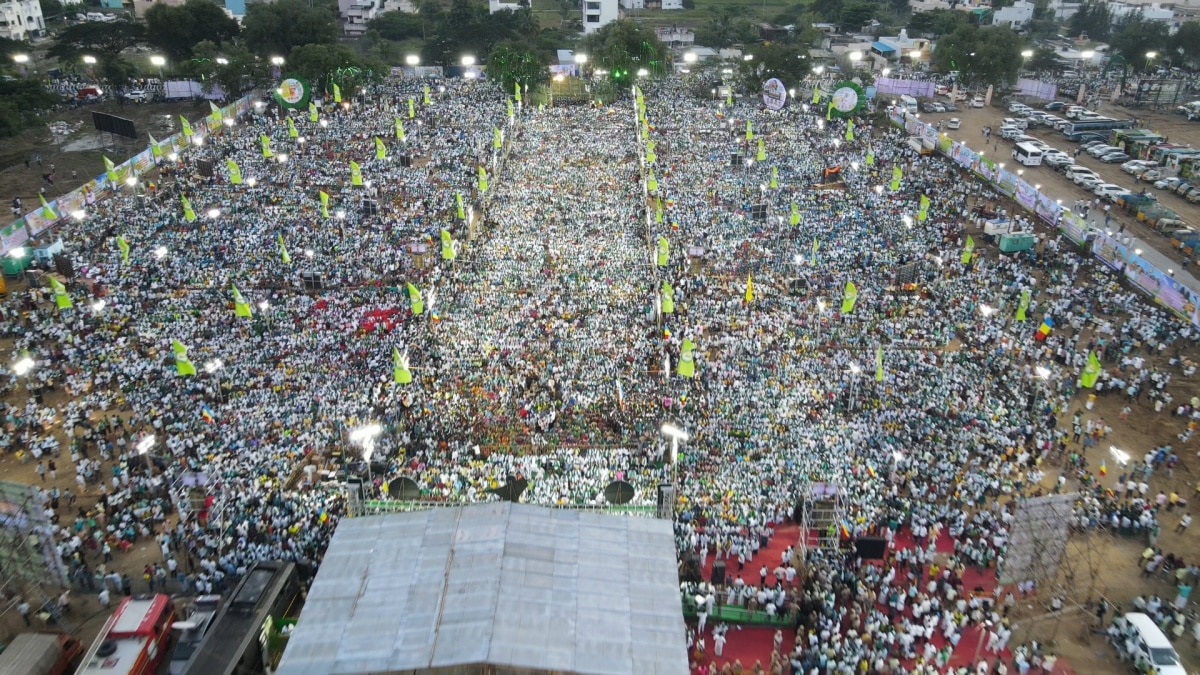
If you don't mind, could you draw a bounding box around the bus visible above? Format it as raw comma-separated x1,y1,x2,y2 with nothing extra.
78,594,176,675
1012,142,1044,166
180,561,303,675
1062,118,1135,136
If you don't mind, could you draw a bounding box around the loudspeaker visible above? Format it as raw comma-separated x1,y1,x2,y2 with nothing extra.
856,536,887,560
361,199,379,217
301,272,324,291
400,154,412,168
680,554,702,583
52,253,75,279
711,560,726,585
751,204,767,221
196,160,214,177
730,153,743,168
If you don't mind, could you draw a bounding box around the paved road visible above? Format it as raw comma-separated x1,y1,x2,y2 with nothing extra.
917,99,1200,296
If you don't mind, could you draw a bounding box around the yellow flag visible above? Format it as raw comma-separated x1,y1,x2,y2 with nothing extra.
287,117,298,138
395,118,405,140
319,191,330,218
226,160,242,185
180,116,193,137
333,83,342,103
841,281,858,314
350,161,363,186
744,274,754,303
260,134,273,158
180,194,196,222
278,234,291,264
375,137,387,160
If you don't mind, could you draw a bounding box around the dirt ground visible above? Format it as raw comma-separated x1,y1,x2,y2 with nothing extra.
1,99,218,220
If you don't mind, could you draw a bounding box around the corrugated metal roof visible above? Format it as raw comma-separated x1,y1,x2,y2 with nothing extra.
277,503,688,675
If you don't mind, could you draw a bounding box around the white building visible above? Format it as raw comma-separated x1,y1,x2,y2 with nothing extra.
992,0,1035,28
656,26,694,45
0,0,45,39
340,0,414,36
660,0,683,8
489,0,521,12
619,0,642,8
582,0,618,34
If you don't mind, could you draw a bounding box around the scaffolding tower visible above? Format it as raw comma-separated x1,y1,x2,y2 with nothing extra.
798,481,846,557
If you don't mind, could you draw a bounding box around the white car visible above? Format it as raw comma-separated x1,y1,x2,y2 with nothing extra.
1139,168,1164,182
124,90,148,102
1094,183,1126,199
1044,152,1072,167
1121,160,1156,174
946,118,961,129
971,96,985,108
1076,175,1104,189
1068,167,1100,183
998,126,1023,140
1087,144,1118,157
1155,176,1183,190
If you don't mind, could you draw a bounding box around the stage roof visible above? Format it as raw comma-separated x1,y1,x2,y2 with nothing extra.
276,503,688,675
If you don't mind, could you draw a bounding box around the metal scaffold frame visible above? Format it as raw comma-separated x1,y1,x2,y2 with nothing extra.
799,481,845,557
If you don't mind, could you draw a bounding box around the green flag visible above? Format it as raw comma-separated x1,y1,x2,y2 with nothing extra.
47,276,71,310
493,127,503,150
745,120,753,141
38,193,56,220
514,81,522,102
226,160,242,185
756,138,766,162
319,191,330,218
875,347,884,382
656,235,669,267
406,282,424,315
917,194,930,222
309,102,319,123
961,235,975,265
180,116,193,137
408,98,415,119
423,84,431,105
845,119,855,141
889,165,902,191
148,135,162,158
506,98,514,118
287,117,298,138
395,117,405,140
789,202,800,226
812,237,820,263
661,280,675,314
332,83,342,103
1015,289,1031,321
103,156,119,183
232,285,252,318
393,347,412,384
455,192,465,220
440,229,455,261
180,194,196,222
260,134,273,158
811,86,820,104
678,338,696,378
769,166,779,189
116,236,129,264
841,281,858,314
1080,351,1102,388
826,100,834,121
647,169,658,192
866,149,874,166
350,161,363,186
375,137,387,160
209,101,222,125
477,166,488,193
278,234,291,264
171,340,196,377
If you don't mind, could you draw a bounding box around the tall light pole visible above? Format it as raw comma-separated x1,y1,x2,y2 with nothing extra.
660,423,688,493
350,424,383,495
574,52,587,78
205,359,224,402
150,55,166,80
137,434,157,481
405,55,420,67
12,53,29,77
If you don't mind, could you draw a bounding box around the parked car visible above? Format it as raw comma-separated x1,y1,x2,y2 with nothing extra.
1009,102,1032,113
1065,105,1087,118
1139,168,1164,182
1174,182,1194,195
1079,140,1107,150
1068,132,1109,143
1077,175,1105,189
920,101,943,113
1155,177,1184,190
998,126,1023,140
942,102,959,112
1094,183,1126,199
1067,165,1098,179
946,117,961,129
123,89,148,102
1044,153,1073,168
1187,189,1200,204
1122,160,1156,173
971,96,985,108
1086,144,1119,157
1101,151,1131,163
1044,101,1065,111
1001,117,1028,130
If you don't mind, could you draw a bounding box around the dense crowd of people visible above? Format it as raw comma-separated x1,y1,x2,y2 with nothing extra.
2,73,1199,672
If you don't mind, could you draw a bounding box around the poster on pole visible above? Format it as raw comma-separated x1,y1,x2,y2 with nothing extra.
762,78,787,110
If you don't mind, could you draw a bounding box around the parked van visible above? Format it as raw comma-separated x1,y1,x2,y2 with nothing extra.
1012,142,1044,166
1113,612,1186,675
899,95,918,113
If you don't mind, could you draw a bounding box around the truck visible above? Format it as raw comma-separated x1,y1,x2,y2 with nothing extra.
0,632,83,675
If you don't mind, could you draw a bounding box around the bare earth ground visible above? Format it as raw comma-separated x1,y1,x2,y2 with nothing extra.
1,97,1199,674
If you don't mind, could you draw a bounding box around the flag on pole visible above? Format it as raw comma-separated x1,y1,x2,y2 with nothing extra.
841,281,858,314
47,275,71,309
656,235,669,267
917,195,930,222
477,166,488,193
394,118,405,140
350,160,363,186
826,100,834,121
789,202,800,226
455,192,465,220
745,120,753,141
148,135,163,158
209,101,222,124
890,165,902,191
319,191,330,219
678,338,696,378
961,235,975,265
260,134,273,158
812,237,820,263
226,160,242,185
744,274,754,303
200,406,216,424
375,137,387,160
440,229,455,261
231,284,252,317
38,193,56,220
875,347,884,382
726,90,732,105
421,84,431,105
769,166,779,189
180,194,196,222
103,156,119,183
408,98,415,118
1015,289,1031,321
845,119,855,141
756,138,766,162
493,127,502,150
655,201,664,223
1035,316,1054,341
171,340,197,376
309,102,319,122
180,116,193,137
278,234,291,264
661,280,675,314
406,282,424,315
811,86,820,104
514,81,522,102
287,117,298,138
332,83,342,103
393,347,412,384
647,169,658,192
1080,351,1103,388
116,236,129,264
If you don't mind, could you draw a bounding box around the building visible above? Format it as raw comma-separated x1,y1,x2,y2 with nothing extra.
0,0,44,40
582,0,618,34
656,26,694,46
276,503,689,675
489,0,521,12
619,0,642,8
992,0,1035,28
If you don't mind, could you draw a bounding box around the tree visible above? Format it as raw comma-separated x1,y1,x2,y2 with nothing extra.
694,6,759,49
187,40,269,100
144,0,239,62
368,11,425,42
1066,0,1112,41
287,43,379,97
47,20,145,63
906,9,970,37
1025,46,1064,73
39,0,64,20
1169,22,1200,69
738,42,810,91
930,25,1023,88
0,79,61,137
487,40,549,93
241,0,338,57
838,2,876,32
579,20,670,81
0,37,31,61
1110,16,1170,71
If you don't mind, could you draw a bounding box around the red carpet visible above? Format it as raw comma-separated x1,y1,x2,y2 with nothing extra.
686,524,1071,674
